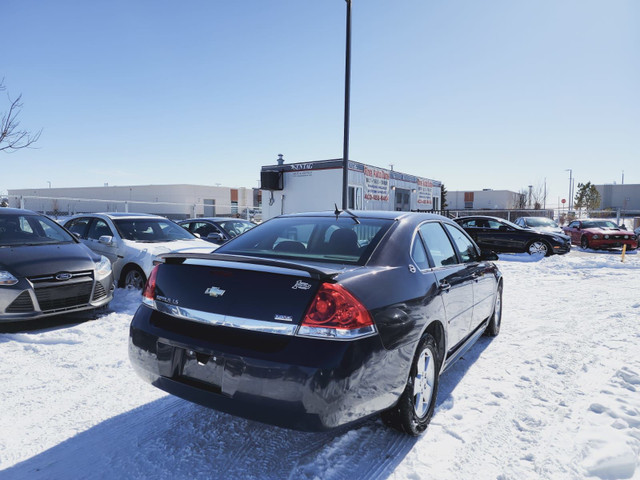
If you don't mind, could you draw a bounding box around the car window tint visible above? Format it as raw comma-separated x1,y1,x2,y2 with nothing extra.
486,220,504,230
191,222,219,237
87,219,113,240
0,214,73,246
114,219,196,242
419,222,458,267
444,224,479,263
66,218,91,238
217,220,254,237
216,217,393,265
411,234,430,270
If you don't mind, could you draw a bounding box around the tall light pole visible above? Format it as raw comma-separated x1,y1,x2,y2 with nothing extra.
565,169,573,212
341,0,352,210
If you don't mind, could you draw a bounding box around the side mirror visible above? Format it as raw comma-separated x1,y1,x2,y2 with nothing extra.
99,235,113,245
207,232,226,242
480,249,499,261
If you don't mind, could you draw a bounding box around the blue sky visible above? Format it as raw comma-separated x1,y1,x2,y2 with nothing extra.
3,0,638,207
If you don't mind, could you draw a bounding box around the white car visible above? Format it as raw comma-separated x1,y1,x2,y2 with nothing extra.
64,213,215,289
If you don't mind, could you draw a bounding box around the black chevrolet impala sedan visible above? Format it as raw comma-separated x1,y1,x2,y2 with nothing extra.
129,211,503,436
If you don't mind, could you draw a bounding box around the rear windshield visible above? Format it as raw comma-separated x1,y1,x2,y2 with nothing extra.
215,216,394,265
0,213,75,247
114,218,197,242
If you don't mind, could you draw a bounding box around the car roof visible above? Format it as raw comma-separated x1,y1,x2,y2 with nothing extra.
69,212,165,220
279,210,447,222
454,215,505,222
179,217,252,222
0,208,39,216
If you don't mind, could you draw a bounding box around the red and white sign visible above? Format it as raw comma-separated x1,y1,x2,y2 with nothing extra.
417,179,434,206
364,167,390,201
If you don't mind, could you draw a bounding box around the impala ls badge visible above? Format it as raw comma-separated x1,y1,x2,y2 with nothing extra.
292,280,312,290
204,286,226,297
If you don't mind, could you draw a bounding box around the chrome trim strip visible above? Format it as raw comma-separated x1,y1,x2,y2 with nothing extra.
296,325,378,341
180,259,312,278
154,301,298,336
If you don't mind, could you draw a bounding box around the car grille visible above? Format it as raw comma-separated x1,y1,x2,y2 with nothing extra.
29,270,94,284
6,291,35,313
34,281,94,312
92,281,107,301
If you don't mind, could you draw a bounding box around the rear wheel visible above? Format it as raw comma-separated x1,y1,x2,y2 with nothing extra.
527,240,550,256
120,266,146,290
484,282,502,337
581,236,589,249
381,334,440,436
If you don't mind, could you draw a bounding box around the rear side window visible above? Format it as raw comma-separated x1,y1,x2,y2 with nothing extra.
419,222,457,267
411,235,430,270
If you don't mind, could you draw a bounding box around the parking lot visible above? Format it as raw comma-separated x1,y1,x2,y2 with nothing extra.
1,248,639,480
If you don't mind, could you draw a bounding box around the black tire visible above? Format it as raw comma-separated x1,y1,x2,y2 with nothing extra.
527,239,551,256
381,334,440,436
484,282,503,337
119,265,146,290
581,236,589,249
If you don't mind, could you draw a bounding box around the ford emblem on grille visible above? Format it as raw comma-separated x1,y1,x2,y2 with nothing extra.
55,273,73,281
204,286,226,298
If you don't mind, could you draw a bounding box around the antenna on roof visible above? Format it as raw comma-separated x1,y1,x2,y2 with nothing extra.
334,203,341,220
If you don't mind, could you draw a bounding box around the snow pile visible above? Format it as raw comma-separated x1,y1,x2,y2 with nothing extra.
0,250,639,479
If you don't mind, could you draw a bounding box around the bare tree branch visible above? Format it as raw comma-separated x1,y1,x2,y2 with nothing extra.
0,79,42,153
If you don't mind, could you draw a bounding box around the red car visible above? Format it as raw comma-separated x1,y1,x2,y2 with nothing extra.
563,220,638,250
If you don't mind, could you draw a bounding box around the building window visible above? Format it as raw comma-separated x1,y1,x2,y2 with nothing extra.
348,186,363,210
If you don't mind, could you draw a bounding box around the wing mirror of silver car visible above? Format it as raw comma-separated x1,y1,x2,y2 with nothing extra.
99,235,114,245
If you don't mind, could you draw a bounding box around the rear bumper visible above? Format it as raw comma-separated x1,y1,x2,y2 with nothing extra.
129,305,409,431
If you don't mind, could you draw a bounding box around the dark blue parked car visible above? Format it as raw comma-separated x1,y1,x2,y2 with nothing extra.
129,211,502,436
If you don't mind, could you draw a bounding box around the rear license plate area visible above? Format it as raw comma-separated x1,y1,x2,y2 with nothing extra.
178,348,224,392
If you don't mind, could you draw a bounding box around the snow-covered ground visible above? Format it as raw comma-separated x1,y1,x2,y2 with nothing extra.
1,248,639,480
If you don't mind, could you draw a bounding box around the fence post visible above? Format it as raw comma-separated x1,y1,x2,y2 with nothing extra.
125,201,129,213
20,196,25,209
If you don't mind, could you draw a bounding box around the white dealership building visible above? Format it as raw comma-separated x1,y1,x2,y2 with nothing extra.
260,157,441,220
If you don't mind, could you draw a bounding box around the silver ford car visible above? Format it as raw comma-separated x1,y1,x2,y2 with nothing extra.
0,208,114,323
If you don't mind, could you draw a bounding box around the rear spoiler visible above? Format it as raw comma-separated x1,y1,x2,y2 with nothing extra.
158,252,340,280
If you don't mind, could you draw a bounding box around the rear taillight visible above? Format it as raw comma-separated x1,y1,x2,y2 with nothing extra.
141,265,159,307
298,283,376,340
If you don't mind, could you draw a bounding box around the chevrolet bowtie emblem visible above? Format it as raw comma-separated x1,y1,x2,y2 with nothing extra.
204,286,226,297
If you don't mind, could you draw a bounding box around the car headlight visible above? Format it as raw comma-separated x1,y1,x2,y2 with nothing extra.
0,271,19,286
623,235,628,239
95,255,112,276
593,235,600,240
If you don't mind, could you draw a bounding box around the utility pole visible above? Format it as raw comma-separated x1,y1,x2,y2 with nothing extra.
341,0,352,210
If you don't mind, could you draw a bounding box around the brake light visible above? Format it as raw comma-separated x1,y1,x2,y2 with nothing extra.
298,283,376,340
142,265,159,307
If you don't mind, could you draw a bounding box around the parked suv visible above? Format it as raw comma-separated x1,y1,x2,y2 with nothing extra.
64,213,214,289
